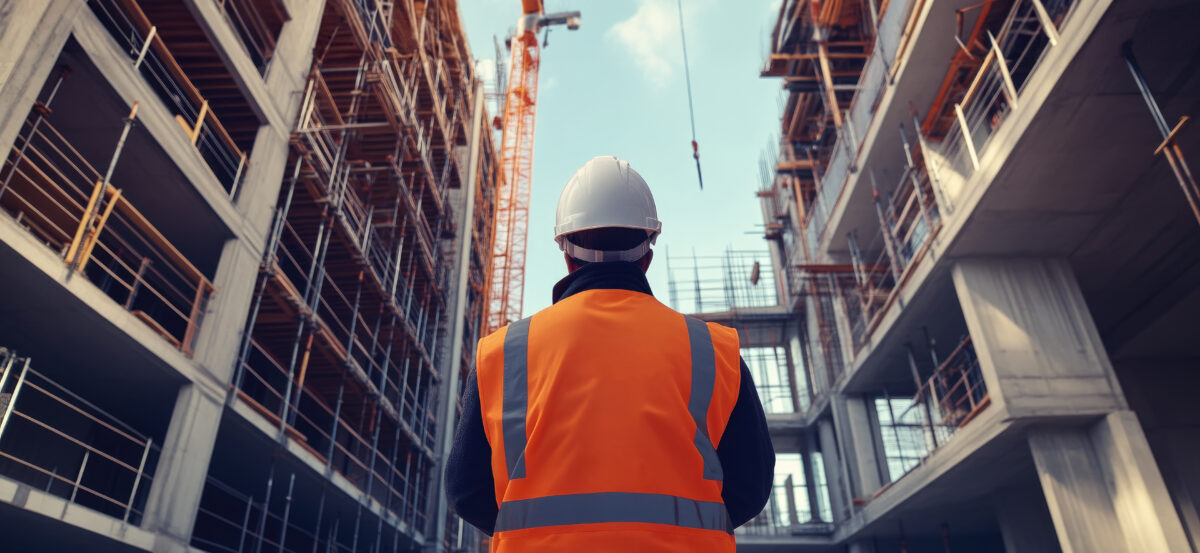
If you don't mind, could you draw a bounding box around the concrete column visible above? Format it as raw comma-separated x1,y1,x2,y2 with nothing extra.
805,304,832,395
141,383,225,552
951,258,1126,418
1029,414,1190,553
1089,411,1192,552
817,419,850,522
802,431,823,522
831,395,885,498
0,0,81,155
995,488,1061,553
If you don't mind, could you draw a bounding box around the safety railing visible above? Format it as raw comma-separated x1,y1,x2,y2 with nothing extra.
88,0,249,194
214,0,286,74
0,109,213,355
843,121,943,352
0,349,159,525
933,0,1076,182
878,336,987,482
743,346,806,414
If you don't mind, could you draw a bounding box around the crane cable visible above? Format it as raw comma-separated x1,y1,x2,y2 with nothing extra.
677,0,703,190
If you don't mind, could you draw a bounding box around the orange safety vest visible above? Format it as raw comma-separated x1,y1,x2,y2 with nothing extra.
475,288,742,552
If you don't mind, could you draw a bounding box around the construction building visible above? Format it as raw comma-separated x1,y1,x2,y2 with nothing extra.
0,1,496,552
672,0,1200,551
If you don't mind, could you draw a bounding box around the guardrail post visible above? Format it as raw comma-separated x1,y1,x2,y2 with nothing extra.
236,492,254,553
0,359,31,444
123,437,152,523
954,103,981,171
134,26,158,70
1029,0,1061,47
989,32,1020,110
69,450,90,505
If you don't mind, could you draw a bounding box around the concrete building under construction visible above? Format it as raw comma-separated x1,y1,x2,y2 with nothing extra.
0,1,496,551
669,0,1200,551
2,0,1200,552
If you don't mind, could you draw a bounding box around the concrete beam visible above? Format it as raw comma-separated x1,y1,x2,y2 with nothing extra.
0,0,81,157
952,258,1126,418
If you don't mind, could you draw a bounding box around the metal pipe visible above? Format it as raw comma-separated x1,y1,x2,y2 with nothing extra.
276,473,295,553
69,450,90,505
123,437,152,523
253,462,275,553
237,492,254,553
0,359,31,443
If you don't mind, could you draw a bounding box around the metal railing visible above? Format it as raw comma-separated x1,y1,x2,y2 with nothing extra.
0,349,159,524
878,336,988,482
89,0,249,195
843,121,943,352
0,107,214,355
933,0,1076,182
743,346,807,414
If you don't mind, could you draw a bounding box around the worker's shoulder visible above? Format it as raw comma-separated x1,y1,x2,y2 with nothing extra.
681,315,740,346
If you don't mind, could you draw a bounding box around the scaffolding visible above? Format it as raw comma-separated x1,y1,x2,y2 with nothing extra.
665,248,780,315
221,1,495,552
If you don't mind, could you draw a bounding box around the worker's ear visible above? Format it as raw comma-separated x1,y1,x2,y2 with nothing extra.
639,250,653,273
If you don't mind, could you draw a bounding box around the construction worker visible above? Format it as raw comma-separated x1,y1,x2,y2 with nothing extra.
446,156,775,551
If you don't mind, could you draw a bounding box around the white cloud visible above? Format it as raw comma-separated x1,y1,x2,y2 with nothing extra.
606,0,682,87
768,0,783,14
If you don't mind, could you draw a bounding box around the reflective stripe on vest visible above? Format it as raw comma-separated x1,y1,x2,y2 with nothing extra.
495,492,733,534
685,317,723,482
502,317,532,480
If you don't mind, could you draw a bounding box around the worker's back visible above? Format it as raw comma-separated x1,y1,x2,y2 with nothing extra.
475,287,742,552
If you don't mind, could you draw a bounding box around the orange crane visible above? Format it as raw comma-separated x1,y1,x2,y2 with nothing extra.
484,1,580,333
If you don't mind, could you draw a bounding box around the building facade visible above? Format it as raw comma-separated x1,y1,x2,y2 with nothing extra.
683,0,1200,551
0,1,496,552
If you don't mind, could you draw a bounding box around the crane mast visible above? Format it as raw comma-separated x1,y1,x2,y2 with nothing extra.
484,5,580,334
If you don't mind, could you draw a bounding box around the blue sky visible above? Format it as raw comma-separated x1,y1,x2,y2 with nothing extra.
458,0,785,315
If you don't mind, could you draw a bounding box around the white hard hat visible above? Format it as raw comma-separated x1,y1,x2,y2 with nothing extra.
554,156,662,262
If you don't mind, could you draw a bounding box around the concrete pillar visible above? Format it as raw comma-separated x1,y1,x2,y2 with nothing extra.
802,431,823,522
1090,411,1192,552
995,488,1061,553
141,383,225,552
805,304,832,395
817,419,850,522
831,395,885,498
1029,428,1124,553
1029,414,1190,553
0,0,81,155
951,258,1126,418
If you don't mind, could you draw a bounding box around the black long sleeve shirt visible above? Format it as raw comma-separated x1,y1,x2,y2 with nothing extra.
445,262,775,535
